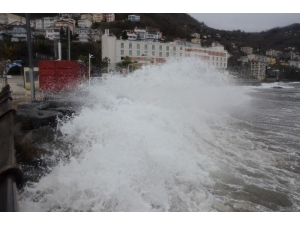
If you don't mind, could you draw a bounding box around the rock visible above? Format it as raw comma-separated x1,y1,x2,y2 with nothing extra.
16,109,63,130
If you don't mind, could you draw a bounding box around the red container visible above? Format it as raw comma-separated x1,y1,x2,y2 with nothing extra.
39,60,86,92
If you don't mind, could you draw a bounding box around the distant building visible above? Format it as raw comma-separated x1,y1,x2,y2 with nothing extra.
91,29,102,42
76,27,91,42
266,49,283,58
290,60,300,69
80,14,93,22
45,26,61,40
93,13,105,23
78,19,92,28
241,46,253,55
250,61,267,81
7,25,34,42
0,13,26,25
128,15,140,22
105,14,115,22
102,30,229,71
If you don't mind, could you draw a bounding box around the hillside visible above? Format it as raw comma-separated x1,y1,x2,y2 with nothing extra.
12,13,300,54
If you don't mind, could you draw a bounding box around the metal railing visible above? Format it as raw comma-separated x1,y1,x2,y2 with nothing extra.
0,84,23,212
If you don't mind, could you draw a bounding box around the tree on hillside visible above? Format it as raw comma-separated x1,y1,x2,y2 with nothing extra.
121,31,128,40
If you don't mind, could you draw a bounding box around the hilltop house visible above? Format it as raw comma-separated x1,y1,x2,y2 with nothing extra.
7,23,35,42
128,15,140,22
241,46,253,55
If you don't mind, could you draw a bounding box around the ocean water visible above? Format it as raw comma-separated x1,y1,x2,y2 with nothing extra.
18,58,300,212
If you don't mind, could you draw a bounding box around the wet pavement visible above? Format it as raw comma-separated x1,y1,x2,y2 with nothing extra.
1,76,40,109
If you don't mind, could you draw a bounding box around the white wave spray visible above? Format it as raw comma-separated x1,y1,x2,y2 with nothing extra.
19,57,281,212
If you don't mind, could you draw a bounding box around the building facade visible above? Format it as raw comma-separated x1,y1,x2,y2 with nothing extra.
128,15,140,22
241,46,253,55
250,61,267,81
105,14,115,22
93,13,105,23
102,31,228,71
0,13,26,25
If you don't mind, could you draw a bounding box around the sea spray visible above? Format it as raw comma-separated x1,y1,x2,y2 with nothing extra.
20,57,292,212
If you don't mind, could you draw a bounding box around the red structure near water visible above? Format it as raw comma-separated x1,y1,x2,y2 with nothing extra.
39,60,86,92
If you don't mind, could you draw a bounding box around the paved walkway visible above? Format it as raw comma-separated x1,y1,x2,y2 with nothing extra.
1,76,35,109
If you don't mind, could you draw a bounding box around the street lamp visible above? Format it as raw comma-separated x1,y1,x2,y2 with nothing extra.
89,53,94,86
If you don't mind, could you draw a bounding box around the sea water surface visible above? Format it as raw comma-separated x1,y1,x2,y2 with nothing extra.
18,58,300,211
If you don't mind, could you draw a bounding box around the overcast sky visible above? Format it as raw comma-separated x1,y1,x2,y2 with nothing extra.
189,14,300,33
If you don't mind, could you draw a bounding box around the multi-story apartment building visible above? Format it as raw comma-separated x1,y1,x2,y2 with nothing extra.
93,13,105,23
0,13,26,25
250,61,267,81
76,28,91,42
241,46,253,55
266,49,283,58
78,19,92,28
54,19,75,34
7,25,34,42
43,17,58,29
102,30,228,71
105,13,115,22
81,14,93,22
45,26,61,40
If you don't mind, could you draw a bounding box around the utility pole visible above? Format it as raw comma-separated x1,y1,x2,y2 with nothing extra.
68,13,71,60
25,13,35,101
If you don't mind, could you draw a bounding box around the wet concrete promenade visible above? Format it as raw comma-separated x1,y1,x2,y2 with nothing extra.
1,76,38,108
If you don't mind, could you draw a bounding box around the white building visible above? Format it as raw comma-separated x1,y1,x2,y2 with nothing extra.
76,28,91,42
128,15,140,22
45,26,61,40
290,60,300,69
78,19,92,28
102,31,228,71
266,49,283,58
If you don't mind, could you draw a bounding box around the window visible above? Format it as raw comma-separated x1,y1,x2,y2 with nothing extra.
145,45,147,50
121,43,124,48
129,43,132,49
152,45,155,50
137,51,140,56
216,57,218,61
129,50,132,56
166,46,169,51
173,46,176,51
159,58,163,63
159,52,162,57
224,63,226,67
220,57,222,62
152,51,155,56
180,47,182,50
212,57,214,60
121,50,124,55
166,52,169,57
159,45,162,51
216,62,218,66
137,44,140,49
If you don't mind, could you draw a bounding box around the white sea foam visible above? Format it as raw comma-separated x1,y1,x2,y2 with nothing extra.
19,58,298,212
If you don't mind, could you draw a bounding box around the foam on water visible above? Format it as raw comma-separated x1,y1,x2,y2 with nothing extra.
18,58,299,211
